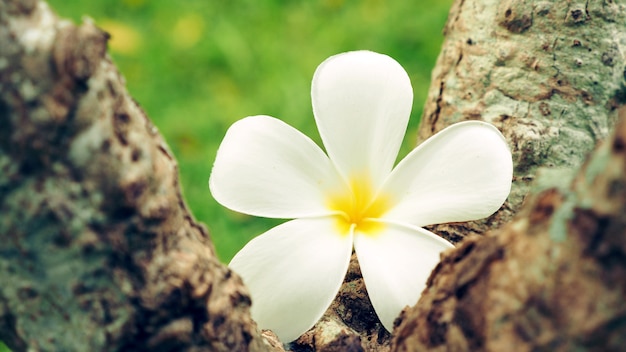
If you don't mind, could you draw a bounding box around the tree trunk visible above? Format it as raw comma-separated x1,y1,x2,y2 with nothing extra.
0,1,270,351
421,0,625,242
392,105,626,351
2,0,626,351
391,0,626,351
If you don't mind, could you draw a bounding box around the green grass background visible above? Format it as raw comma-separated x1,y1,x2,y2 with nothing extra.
44,0,453,264
43,0,453,263
2,1,452,350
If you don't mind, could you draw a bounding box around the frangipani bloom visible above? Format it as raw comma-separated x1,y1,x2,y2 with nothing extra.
209,51,513,342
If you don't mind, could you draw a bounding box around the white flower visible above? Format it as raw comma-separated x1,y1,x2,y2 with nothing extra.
209,50,513,342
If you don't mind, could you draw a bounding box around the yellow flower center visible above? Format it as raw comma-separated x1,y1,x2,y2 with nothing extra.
327,176,392,236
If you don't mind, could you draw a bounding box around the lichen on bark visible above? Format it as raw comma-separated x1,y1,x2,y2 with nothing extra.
420,0,626,241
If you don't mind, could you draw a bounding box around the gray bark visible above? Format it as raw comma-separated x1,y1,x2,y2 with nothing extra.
391,0,626,351
392,105,626,351
421,0,625,242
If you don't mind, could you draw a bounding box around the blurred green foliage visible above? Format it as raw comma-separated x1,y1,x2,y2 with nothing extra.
45,0,452,263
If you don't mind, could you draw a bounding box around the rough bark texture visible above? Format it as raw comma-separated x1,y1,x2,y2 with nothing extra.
2,0,626,351
393,105,626,351
390,0,626,350
422,0,626,241
0,1,270,351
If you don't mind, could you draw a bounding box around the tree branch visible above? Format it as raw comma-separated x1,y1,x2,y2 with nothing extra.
392,0,626,350
393,105,626,351
0,1,270,350
420,0,625,241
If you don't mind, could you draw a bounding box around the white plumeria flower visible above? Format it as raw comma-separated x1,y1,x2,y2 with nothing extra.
209,50,513,342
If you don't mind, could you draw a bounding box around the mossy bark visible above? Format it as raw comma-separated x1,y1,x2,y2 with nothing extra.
0,1,270,351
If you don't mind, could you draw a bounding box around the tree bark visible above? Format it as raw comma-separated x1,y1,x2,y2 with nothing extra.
2,0,626,351
0,1,270,351
392,105,626,351
421,0,625,242
391,0,626,351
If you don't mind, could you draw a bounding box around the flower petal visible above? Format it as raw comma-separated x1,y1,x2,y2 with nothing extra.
209,115,343,218
229,217,353,342
311,50,413,188
353,223,453,332
381,121,513,227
